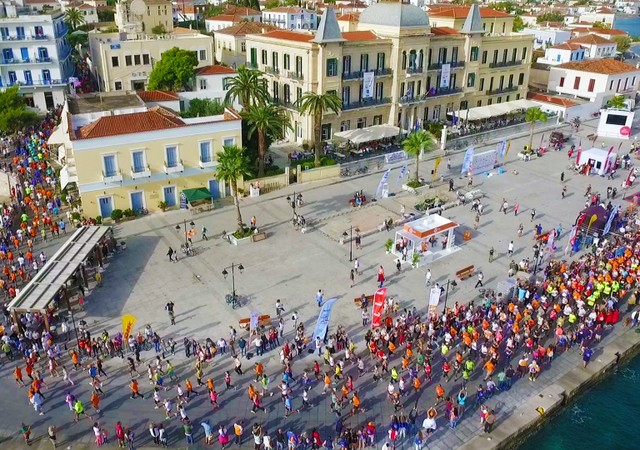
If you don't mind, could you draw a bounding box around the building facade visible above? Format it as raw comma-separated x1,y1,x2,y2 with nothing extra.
245,3,533,144
61,93,242,218
0,1,73,111
548,59,640,107
262,7,318,30
213,22,278,68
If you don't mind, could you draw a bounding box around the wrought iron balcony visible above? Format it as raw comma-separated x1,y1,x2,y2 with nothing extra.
342,97,391,111
489,59,524,69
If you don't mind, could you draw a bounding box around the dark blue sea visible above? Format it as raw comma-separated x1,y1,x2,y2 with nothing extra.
517,349,640,450
614,16,640,37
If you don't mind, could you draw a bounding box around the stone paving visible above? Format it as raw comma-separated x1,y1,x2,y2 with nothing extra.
1,115,639,449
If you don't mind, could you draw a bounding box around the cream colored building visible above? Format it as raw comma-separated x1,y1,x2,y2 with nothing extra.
213,22,278,68
89,0,213,92
245,2,533,144
58,93,242,218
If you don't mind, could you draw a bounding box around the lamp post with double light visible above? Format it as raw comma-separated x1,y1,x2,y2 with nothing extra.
222,263,244,309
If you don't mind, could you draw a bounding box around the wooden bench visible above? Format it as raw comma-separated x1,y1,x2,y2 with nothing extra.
238,314,271,330
456,265,475,280
251,232,267,242
354,295,374,308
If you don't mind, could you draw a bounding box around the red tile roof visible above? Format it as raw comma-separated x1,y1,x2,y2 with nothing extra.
223,5,261,16
596,7,615,14
207,14,246,22
591,28,628,36
551,42,582,51
136,90,179,102
258,30,315,43
215,21,279,36
75,107,185,139
337,12,360,21
558,59,640,75
265,7,313,14
567,33,615,45
528,92,579,107
431,26,460,36
196,65,237,76
428,5,511,18
342,31,378,41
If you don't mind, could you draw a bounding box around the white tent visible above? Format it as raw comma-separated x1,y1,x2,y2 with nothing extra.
335,124,405,143
455,99,539,121
577,147,617,176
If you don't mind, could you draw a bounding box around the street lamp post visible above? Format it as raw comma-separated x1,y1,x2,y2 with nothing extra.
286,191,297,223
342,226,353,262
222,263,244,308
63,286,80,348
175,220,196,246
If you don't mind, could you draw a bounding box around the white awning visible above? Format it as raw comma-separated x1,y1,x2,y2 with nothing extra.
335,124,406,143
455,99,540,121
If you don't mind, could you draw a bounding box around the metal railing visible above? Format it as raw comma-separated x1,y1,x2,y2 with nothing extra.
287,71,303,81
486,85,519,95
5,79,64,87
488,59,524,69
406,66,424,74
264,66,279,75
342,97,391,111
0,34,50,41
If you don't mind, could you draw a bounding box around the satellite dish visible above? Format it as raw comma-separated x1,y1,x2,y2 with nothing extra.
130,0,146,16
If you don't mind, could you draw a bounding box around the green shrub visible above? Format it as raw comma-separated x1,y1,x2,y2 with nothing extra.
71,212,81,221
406,180,423,188
95,216,102,224
158,201,168,211
320,157,337,167
122,208,134,218
233,227,253,239
110,209,123,221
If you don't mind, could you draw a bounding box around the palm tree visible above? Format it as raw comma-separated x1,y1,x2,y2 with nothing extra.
224,66,269,111
64,8,86,31
243,103,291,177
402,130,436,184
215,145,252,231
297,92,342,166
606,95,626,110
525,107,548,152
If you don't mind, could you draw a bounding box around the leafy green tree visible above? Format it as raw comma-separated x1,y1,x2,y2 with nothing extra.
67,32,88,50
613,35,632,53
513,15,525,32
297,92,342,166
97,9,115,22
592,21,611,29
264,0,280,8
151,24,167,35
224,66,268,111
525,107,548,151
182,98,225,118
402,130,436,184
0,86,37,133
215,145,252,231
606,95,627,110
536,11,564,23
147,47,198,91
64,7,86,31
243,103,291,177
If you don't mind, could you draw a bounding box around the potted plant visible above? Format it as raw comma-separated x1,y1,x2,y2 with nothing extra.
110,209,123,222
412,252,423,268
158,201,168,212
385,238,394,254
122,208,134,219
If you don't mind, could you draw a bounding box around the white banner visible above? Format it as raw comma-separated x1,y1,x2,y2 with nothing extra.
440,63,451,89
375,168,391,199
250,311,260,331
470,150,497,175
429,287,441,306
363,71,375,99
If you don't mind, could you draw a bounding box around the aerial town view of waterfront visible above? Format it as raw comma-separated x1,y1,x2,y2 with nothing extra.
0,1,639,449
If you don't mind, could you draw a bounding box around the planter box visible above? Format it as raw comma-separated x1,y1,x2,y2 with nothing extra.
402,183,430,195
228,233,252,246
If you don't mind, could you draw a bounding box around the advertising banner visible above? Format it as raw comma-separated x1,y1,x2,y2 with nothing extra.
440,63,451,88
122,314,137,339
363,71,375,99
371,288,387,329
312,297,338,341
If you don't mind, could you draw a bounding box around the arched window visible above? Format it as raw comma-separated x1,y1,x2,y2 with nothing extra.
409,50,417,69
467,73,476,88
402,51,407,70
418,50,424,68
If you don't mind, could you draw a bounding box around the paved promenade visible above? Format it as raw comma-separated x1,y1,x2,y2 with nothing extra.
1,116,639,449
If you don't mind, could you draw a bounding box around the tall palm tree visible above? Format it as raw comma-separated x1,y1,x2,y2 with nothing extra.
215,145,252,231
224,66,268,111
525,107,548,152
606,95,626,110
243,103,291,177
64,8,86,31
297,92,341,166
402,130,436,184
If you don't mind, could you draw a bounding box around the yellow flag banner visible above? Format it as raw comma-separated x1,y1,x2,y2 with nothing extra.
433,157,443,180
504,141,511,157
122,314,137,339
586,214,598,234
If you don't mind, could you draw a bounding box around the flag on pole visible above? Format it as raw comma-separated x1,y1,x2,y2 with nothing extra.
626,168,635,187
451,111,457,125
396,164,408,187
603,146,614,173
461,147,474,174
375,168,391,199
432,157,442,181
504,140,511,158
586,214,598,235
603,205,619,236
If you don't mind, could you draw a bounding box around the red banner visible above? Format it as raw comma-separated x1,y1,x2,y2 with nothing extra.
371,288,387,329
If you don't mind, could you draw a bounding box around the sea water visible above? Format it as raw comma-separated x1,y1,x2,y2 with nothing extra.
614,17,640,37
517,350,640,450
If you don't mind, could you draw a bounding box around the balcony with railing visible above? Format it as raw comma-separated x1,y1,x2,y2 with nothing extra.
0,34,50,41
264,66,280,76
247,62,258,69
342,97,391,111
4,79,65,88
427,61,465,71
199,157,217,169
343,67,393,80
272,98,299,111
427,86,463,98
164,160,184,174
342,70,362,80
488,59,524,69
102,170,123,183
406,66,423,75
399,95,423,105
485,85,518,95
287,71,304,81
0,56,53,65
131,165,151,179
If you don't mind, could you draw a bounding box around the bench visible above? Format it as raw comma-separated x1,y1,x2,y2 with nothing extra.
456,265,475,280
238,314,272,330
251,232,267,242
191,204,214,215
354,295,374,308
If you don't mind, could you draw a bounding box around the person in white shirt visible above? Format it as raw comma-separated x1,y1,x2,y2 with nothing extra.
425,269,432,286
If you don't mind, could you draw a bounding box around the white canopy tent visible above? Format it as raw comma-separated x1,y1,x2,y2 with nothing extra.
335,124,406,143
577,147,617,176
454,99,539,121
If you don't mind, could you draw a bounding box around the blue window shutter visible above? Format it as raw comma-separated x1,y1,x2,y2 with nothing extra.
166,147,177,167
104,155,116,176
133,151,144,171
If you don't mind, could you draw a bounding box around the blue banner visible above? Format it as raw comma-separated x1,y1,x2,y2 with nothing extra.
460,147,475,174
396,164,408,187
375,168,391,199
602,205,619,236
312,297,338,342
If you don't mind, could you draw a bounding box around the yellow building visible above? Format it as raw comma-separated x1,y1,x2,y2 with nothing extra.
89,0,213,92
59,93,242,218
244,2,534,144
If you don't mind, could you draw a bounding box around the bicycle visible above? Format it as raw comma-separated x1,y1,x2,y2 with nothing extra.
340,167,352,177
